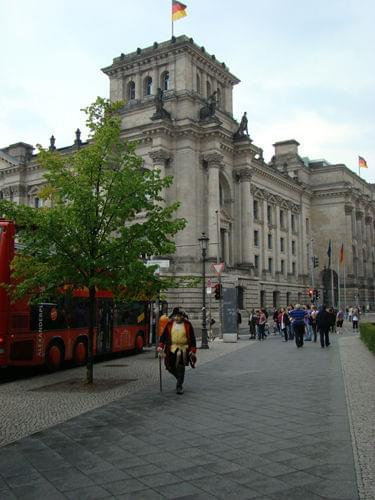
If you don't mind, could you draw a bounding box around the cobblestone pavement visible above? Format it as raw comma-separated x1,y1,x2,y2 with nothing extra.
0,320,373,499
0,338,248,448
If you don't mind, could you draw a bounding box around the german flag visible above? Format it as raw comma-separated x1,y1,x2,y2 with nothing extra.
172,1,187,21
359,155,368,168
339,243,344,264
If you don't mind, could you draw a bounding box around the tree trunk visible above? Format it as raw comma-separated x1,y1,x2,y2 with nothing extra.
86,285,96,384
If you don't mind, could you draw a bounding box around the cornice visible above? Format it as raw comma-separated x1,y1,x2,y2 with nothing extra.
251,163,305,195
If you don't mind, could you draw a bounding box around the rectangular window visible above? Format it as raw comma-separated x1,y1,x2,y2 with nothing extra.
280,210,284,228
292,262,296,275
267,205,272,224
281,259,285,274
254,230,259,246
280,237,285,252
254,255,259,270
291,214,296,232
268,258,273,273
292,240,296,255
253,200,258,220
268,233,272,249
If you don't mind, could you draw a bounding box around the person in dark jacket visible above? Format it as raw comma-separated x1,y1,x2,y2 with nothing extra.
316,305,331,348
157,308,196,394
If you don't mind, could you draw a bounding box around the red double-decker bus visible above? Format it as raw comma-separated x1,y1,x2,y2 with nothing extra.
0,219,150,370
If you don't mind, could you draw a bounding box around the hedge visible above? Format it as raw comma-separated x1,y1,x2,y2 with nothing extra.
359,322,375,355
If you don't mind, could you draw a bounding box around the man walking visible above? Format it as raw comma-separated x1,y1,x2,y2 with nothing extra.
289,304,307,348
316,305,331,348
157,308,197,394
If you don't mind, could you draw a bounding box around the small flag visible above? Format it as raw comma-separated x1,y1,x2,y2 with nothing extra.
339,243,344,264
172,1,187,21
359,156,368,168
327,239,332,268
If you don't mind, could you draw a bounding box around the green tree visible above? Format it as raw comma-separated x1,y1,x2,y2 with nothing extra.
0,97,186,383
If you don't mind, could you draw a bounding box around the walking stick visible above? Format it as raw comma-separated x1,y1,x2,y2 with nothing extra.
159,354,163,392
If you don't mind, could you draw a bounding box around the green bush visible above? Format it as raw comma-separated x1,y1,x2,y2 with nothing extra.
359,323,375,355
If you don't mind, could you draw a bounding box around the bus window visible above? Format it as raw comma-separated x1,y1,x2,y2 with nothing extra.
30,303,68,332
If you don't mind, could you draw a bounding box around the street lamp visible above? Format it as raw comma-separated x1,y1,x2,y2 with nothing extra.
198,232,209,349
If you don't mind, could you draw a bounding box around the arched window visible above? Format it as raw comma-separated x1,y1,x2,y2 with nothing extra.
161,71,169,91
206,80,211,97
144,76,152,96
196,73,201,94
127,81,135,100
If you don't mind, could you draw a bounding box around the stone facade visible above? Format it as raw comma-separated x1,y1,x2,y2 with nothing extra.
1,35,375,320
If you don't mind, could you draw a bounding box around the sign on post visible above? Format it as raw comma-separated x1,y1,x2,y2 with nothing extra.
212,262,225,275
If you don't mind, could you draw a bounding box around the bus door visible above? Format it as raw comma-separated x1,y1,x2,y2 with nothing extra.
96,298,113,354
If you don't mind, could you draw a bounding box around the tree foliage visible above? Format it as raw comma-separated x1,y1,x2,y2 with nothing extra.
0,97,186,382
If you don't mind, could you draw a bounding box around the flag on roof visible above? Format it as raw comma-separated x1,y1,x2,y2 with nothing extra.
327,239,332,268
339,243,344,265
172,1,187,21
359,156,368,168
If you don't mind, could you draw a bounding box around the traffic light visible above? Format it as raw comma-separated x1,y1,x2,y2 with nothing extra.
308,288,313,299
314,289,320,300
214,284,222,300
313,256,319,268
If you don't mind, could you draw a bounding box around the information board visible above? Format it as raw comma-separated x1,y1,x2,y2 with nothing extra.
222,287,237,334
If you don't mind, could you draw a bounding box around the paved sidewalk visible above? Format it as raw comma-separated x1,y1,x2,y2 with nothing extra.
0,327,372,499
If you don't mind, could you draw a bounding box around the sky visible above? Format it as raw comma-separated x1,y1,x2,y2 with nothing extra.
1,0,374,181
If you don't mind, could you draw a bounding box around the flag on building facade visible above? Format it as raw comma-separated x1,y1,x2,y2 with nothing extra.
327,239,332,268
339,243,344,264
172,1,187,21
359,156,368,168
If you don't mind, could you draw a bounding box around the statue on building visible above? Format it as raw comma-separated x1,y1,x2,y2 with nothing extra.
233,112,250,139
151,88,171,120
199,91,218,120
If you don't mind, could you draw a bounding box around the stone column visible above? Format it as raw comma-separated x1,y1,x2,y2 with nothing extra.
135,72,141,100
263,199,269,273
365,216,372,276
149,149,171,206
236,167,253,265
203,153,223,260
286,207,292,274
356,210,364,276
344,205,354,276
275,204,281,276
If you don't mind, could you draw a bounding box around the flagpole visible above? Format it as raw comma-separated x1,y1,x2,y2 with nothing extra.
171,0,174,38
337,254,341,310
344,263,347,312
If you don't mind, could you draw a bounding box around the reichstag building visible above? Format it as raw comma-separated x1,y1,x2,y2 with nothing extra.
1,36,374,317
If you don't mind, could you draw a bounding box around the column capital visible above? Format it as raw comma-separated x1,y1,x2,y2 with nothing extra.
344,204,353,215
365,215,372,225
234,167,252,183
201,152,224,168
356,210,364,220
149,149,171,164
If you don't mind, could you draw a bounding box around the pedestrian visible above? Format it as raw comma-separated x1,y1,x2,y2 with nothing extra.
289,304,307,347
352,308,359,331
304,305,313,341
157,308,197,394
257,309,267,340
348,306,353,323
336,309,344,334
310,305,318,342
158,309,169,338
328,308,336,334
248,309,256,339
316,304,331,348
278,307,290,342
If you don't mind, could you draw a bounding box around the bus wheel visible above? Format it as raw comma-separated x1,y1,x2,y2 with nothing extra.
73,341,87,366
46,343,63,371
135,333,144,353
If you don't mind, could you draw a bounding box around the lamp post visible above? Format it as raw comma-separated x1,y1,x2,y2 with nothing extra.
198,232,209,349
